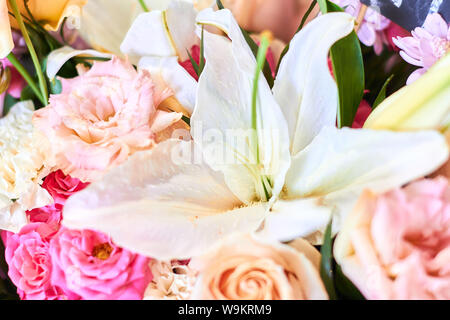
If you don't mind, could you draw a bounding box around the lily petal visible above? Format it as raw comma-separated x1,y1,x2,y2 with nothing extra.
46,46,112,80
79,0,144,56
193,8,291,203
286,126,448,199
120,2,199,113
261,198,333,243
0,0,13,59
139,56,197,114
273,13,355,156
120,1,198,64
63,139,268,260
120,11,176,64
280,126,448,238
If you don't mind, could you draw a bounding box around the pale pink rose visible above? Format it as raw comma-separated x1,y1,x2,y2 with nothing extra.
42,170,89,205
33,57,182,182
393,13,450,84
4,223,65,300
190,234,328,300
49,228,152,300
334,177,450,300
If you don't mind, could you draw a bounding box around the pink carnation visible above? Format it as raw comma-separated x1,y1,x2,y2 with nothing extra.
335,177,450,299
33,57,182,182
4,223,65,300
49,228,152,300
393,13,450,84
42,170,89,205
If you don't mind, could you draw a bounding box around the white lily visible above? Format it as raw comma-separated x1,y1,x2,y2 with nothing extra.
120,0,201,114
78,0,212,58
62,9,448,260
45,46,112,80
62,7,292,260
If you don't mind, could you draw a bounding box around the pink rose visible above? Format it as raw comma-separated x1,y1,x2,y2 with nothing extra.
334,177,450,300
27,204,62,230
33,57,182,182
42,170,89,205
50,228,152,300
4,223,64,300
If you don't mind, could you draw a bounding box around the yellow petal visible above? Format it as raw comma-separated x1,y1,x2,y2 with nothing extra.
0,0,13,59
364,53,450,131
9,0,87,31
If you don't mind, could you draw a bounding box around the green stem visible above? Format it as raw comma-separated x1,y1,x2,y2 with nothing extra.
138,0,149,12
6,52,45,105
9,0,48,104
251,33,271,164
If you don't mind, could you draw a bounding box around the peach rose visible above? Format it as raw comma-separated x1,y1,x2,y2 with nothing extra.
334,177,450,300
190,234,328,300
222,0,319,43
33,57,182,182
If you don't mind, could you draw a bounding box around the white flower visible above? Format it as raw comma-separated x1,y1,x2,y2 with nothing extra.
144,260,196,300
62,10,448,260
0,102,52,232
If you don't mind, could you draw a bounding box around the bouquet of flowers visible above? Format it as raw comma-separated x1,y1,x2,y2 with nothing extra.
0,0,448,300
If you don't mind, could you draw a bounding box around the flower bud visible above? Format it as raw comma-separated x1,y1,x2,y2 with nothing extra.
364,53,450,131
0,64,11,94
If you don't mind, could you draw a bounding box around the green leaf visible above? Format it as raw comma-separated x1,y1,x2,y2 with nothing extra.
216,0,224,9
335,264,366,300
2,94,19,117
186,50,200,77
199,26,206,75
319,0,365,128
320,220,337,300
373,75,394,109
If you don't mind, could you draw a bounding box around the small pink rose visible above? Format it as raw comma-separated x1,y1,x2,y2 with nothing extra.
27,204,63,230
42,170,89,205
50,228,152,300
5,223,65,300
